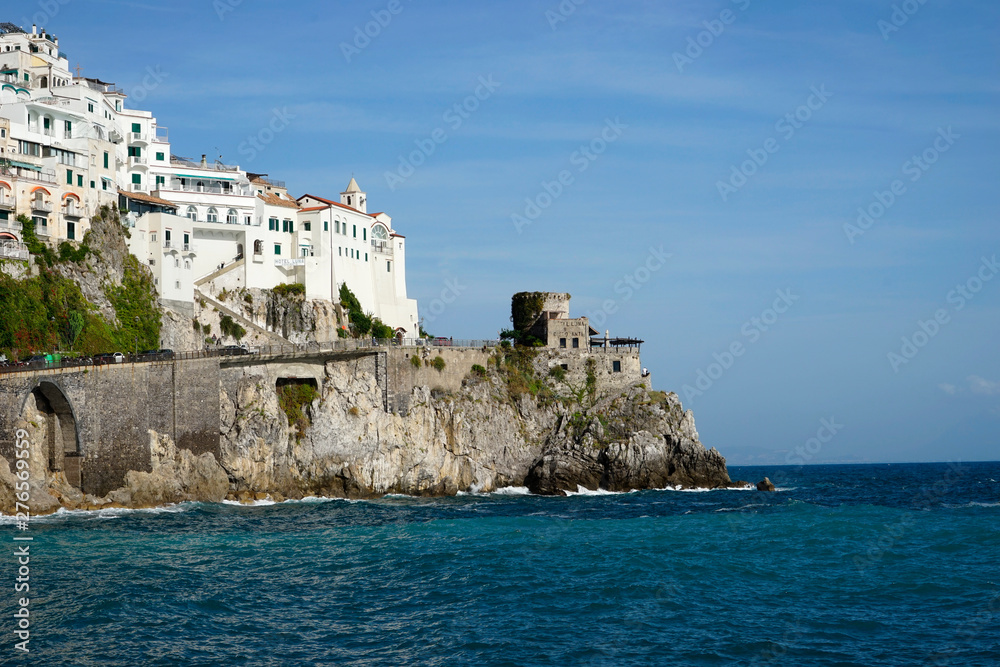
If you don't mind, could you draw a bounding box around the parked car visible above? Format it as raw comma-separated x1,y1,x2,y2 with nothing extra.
218,345,250,357
141,349,175,361
431,337,453,347
93,352,125,365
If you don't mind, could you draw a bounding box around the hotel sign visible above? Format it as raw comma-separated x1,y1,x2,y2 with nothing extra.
275,259,306,267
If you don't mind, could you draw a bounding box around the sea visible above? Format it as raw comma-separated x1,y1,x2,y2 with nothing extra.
2,462,998,666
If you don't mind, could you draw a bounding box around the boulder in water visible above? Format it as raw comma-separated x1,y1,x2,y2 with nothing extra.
756,477,776,492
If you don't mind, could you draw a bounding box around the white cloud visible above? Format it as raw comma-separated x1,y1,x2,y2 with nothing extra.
967,375,1000,396
939,383,957,395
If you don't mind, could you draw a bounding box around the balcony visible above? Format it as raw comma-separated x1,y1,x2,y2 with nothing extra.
31,200,53,213
0,240,28,261
63,206,82,218
130,132,148,144
0,194,13,210
182,243,196,253
371,239,394,256
163,240,174,249
154,127,169,142
129,155,147,166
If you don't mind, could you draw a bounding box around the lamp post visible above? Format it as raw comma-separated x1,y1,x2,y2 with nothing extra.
134,316,139,357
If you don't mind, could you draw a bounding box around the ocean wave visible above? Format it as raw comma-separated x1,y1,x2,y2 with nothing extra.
0,502,201,523
563,485,630,496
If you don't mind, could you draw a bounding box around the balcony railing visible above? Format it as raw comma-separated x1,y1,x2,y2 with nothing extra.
0,241,28,261
130,132,148,143
164,240,174,249
154,127,169,142
4,166,57,185
182,243,196,252
0,195,13,209
371,240,394,256
31,201,53,213
162,182,252,196
130,155,147,166
63,206,82,218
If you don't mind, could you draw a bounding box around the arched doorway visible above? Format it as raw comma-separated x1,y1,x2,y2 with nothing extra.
26,382,82,488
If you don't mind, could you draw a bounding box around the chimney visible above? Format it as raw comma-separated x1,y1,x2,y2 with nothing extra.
32,25,37,36
200,154,207,167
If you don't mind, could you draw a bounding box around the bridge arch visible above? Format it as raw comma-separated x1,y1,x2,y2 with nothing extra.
21,381,82,488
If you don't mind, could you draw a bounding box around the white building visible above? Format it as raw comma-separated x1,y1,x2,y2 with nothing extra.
1,22,420,337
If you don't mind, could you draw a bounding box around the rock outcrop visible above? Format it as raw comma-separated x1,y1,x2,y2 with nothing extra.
757,477,776,492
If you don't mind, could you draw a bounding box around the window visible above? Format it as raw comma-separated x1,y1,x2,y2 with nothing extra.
304,222,311,231
128,146,141,157
66,169,73,185
274,244,281,256
156,175,165,188
67,222,75,240
207,208,218,223
254,240,263,255
131,174,141,185
572,338,579,349
335,220,340,233
269,217,278,231
175,281,181,289
156,152,164,161
365,253,368,262
338,247,342,256
64,120,72,135
612,360,622,373
387,261,391,272
43,118,50,130
174,258,180,268
103,152,109,169
151,233,157,242
324,221,328,231
352,224,356,238
363,228,367,241
88,103,94,112
559,338,566,348
131,123,141,133
186,206,197,221
77,175,83,187
90,181,95,189
226,209,238,224
185,260,190,270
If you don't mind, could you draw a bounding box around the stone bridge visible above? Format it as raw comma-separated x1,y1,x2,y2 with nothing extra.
0,348,389,497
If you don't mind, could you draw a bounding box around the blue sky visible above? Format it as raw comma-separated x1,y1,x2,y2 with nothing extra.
35,0,999,464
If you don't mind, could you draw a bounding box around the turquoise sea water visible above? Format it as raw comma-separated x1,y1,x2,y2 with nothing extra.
2,462,999,666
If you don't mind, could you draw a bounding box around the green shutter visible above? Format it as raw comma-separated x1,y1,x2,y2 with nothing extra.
132,173,141,185
103,152,109,168
132,123,141,133
66,169,73,185
156,152,164,161
274,244,281,255
77,175,83,187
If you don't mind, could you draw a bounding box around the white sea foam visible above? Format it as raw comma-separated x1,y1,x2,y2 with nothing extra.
563,485,627,496
0,502,198,522
222,498,277,507
492,486,532,496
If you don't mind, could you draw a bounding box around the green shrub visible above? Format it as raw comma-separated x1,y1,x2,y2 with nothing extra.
548,366,566,382
219,314,246,340
471,364,487,377
370,318,394,340
431,356,446,372
277,381,320,441
243,293,253,304
273,283,306,298
193,319,200,331
410,355,422,369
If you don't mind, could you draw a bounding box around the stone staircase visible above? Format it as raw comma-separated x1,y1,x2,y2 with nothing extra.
194,288,289,345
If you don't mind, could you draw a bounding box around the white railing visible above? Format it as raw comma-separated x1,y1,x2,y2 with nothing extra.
183,243,196,252
372,239,394,256
130,155,147,165
0,195,13,209
31,201,53,213
131,132,148,143
0,241,28,261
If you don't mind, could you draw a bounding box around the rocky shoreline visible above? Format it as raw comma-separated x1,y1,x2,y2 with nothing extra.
1,352,742,515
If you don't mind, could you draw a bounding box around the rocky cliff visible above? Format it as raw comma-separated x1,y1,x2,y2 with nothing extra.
2,347,735,514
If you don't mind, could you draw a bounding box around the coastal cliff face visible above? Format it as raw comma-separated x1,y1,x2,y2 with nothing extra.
1,347,733,513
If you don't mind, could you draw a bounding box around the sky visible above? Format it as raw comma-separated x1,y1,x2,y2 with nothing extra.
28,0,1000,464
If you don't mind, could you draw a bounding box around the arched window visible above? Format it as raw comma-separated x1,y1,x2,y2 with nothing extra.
206,207,218,223
372,224,390,253
253,240,263,255
226,208,238,224
186,206,197,221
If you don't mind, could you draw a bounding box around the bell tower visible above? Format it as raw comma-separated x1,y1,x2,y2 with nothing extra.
341,177,366,213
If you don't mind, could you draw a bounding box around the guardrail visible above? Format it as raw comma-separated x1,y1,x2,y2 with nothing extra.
0,339,504,375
